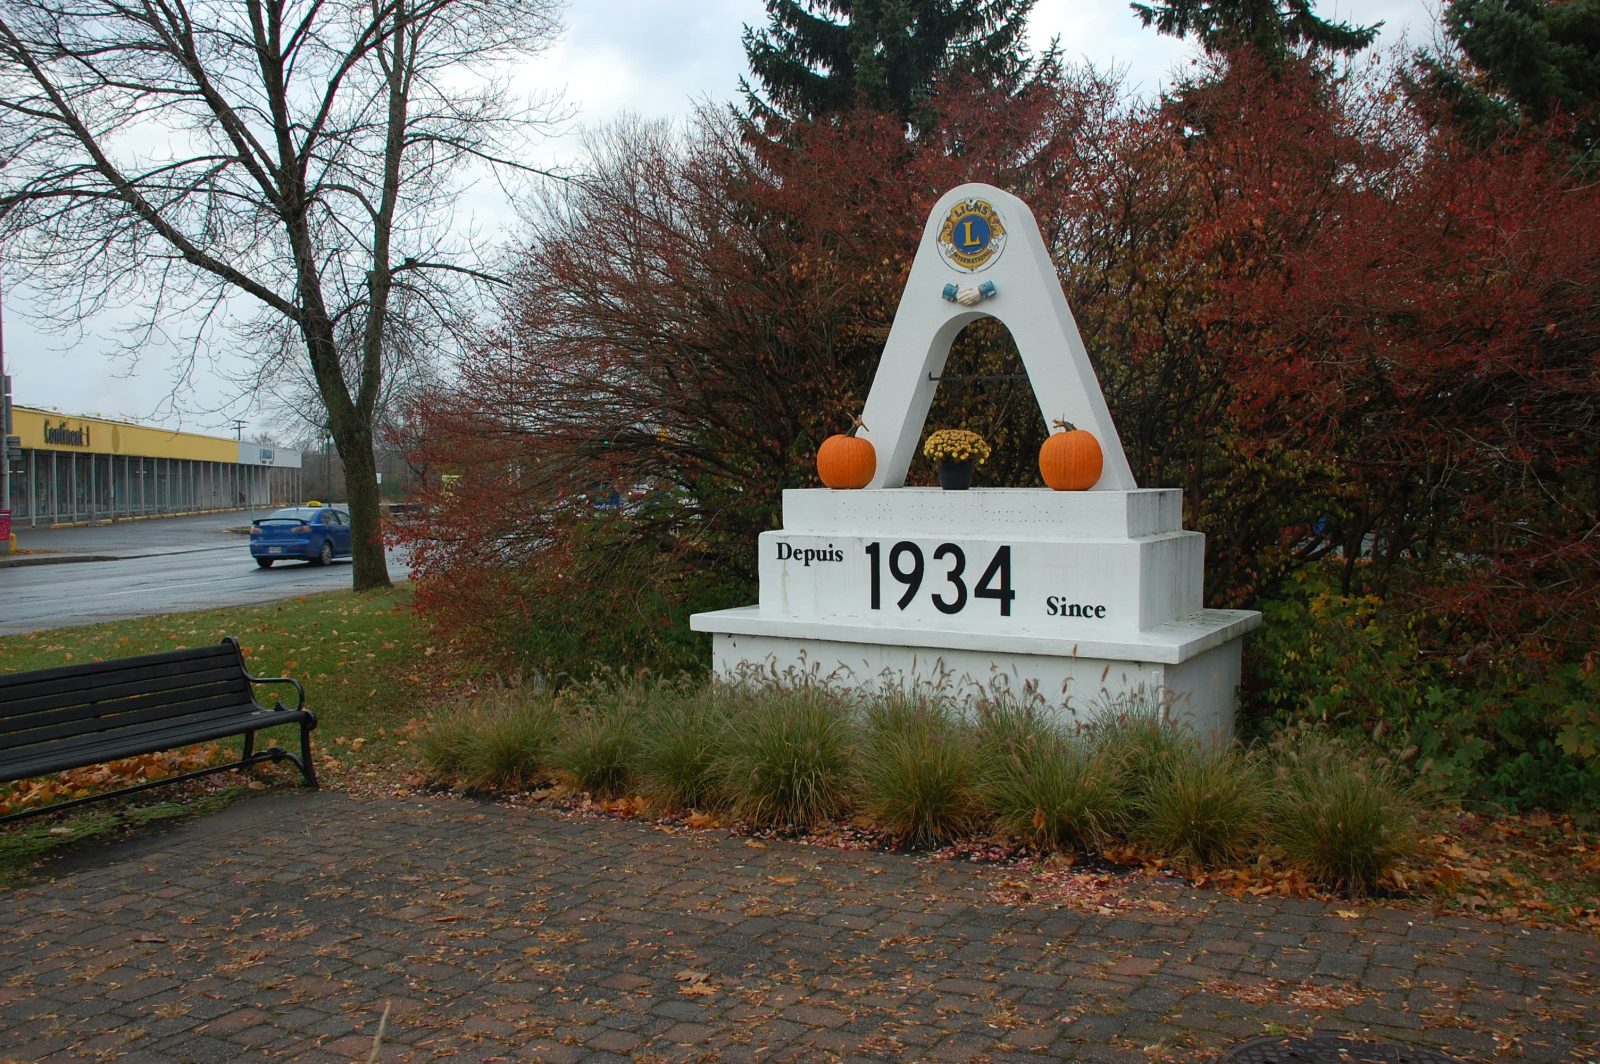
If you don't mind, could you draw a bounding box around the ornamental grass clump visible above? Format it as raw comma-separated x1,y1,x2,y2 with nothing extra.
552,710,639,798
716,685,857,830
922,428,991,465
1086,690,1191,811
978,704,1126,852
635,683,737,811
550,674,652,797
1268,730,1420,896
419,684,560,791
1137,743,1267,870
858,694,986,848
974,698,1050,762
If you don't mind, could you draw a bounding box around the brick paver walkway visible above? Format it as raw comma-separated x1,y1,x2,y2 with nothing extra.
1,791,1594,1062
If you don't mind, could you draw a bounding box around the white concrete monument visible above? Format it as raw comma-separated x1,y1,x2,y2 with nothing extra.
690,183,1260,738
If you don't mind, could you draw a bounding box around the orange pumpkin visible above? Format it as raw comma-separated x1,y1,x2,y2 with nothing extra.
1039,418,1103,491
817,416,875,489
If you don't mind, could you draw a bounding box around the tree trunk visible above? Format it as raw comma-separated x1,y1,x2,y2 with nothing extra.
333,417,392,591
299,302,392,593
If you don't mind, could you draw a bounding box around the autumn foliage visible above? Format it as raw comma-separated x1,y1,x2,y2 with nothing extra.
398,72,1105,671
399,50,1600,800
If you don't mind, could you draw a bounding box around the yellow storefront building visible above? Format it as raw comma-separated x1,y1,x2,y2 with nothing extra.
6,407,303,527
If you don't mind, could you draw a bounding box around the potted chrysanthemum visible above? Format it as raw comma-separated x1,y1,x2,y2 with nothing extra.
922,428,991,490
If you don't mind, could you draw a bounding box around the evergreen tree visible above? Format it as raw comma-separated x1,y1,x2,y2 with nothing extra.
1130,0,1378,64
1418,0,1600,153
740,0,1047,134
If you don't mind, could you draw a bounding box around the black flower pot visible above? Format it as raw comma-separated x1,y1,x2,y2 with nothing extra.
938,459,975,490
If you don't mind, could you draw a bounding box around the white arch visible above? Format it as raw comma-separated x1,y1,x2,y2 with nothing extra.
857,183,1135,490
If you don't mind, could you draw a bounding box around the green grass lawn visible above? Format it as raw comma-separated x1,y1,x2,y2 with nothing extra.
0,584,437,739
0,584,462,886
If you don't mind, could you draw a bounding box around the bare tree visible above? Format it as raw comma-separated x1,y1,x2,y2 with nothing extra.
252,283,451,449
256,285,448,500
0,0,563,589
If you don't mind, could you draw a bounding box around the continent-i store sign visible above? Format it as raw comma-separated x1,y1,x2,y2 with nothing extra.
691,184,1259,737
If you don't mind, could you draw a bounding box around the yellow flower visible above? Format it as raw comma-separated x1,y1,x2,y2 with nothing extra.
922,428,991,466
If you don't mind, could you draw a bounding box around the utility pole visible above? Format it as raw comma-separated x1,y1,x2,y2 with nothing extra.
232,420,246,515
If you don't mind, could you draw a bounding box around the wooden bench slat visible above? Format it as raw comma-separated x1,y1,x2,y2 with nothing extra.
0,667,250,730
0,650,240,703
1,704,288,771
0,652,240,700
0,707,314,784
1,704,307,767
0,638,317,823
0,690,263,751
1,703,264,770
0,659,247,702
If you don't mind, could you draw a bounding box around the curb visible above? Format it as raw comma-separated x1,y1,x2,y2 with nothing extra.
0,554,122,568
12,506,255,530
0,542,239,568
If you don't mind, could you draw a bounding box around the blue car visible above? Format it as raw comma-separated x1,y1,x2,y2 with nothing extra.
250,505,352,568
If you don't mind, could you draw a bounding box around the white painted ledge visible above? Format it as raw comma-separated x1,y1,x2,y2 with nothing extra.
691,606,1261,666
780,487,1183,540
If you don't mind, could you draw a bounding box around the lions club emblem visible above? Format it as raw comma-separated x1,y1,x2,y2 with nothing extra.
937,198,1006,272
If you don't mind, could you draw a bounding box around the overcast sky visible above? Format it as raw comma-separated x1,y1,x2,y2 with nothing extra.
2,0,1439,443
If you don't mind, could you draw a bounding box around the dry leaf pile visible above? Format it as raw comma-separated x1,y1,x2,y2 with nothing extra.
0,744,231,818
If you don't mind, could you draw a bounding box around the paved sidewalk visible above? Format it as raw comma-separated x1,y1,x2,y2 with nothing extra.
0,790,1594,1062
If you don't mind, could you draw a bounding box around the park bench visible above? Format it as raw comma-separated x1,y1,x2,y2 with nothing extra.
0,638,317,823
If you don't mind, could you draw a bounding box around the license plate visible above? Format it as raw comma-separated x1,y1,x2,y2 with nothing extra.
269,547,282,554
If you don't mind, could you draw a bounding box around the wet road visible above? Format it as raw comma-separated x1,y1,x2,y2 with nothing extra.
0,511,410,634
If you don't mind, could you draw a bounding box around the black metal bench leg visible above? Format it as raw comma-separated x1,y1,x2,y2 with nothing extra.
242,730,255,762
299,723,319,788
